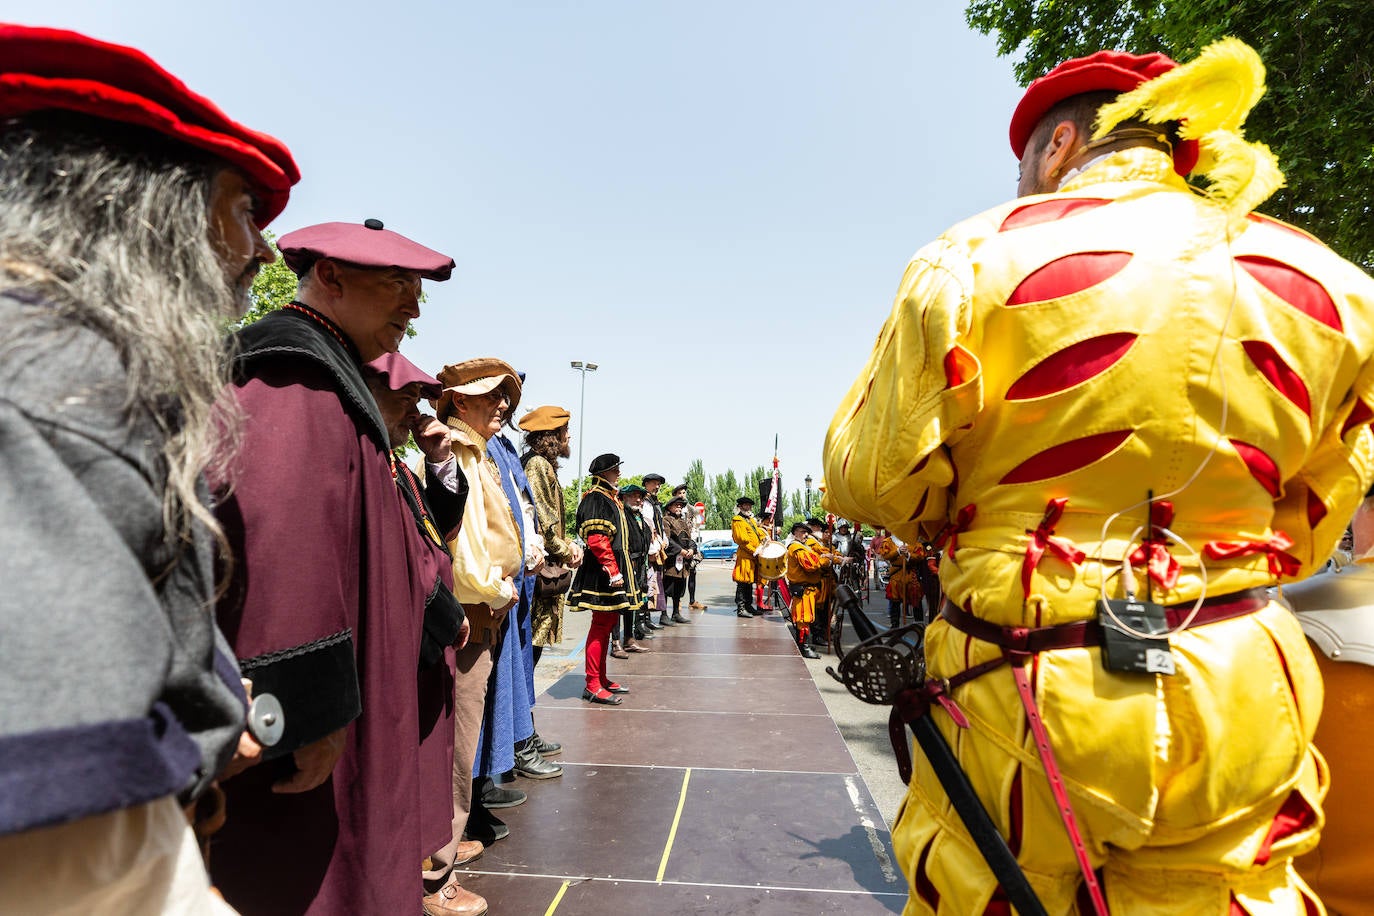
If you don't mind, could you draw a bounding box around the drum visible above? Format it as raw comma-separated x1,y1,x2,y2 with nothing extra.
756,541,787,581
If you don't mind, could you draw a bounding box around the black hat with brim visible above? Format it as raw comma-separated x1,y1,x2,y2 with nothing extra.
736,495,755,506
589,453,622,476
643,473,666,485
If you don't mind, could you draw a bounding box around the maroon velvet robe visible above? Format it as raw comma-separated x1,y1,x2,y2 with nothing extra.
211,317,430,914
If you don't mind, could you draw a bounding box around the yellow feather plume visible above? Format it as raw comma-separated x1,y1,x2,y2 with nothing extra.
1094,37,1266,139
1092,37,1282,215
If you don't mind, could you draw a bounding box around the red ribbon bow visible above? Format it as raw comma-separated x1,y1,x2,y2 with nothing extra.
935,503,977,553
1128,499,1180,591
1203,531,1302,579
1022,497,1085,596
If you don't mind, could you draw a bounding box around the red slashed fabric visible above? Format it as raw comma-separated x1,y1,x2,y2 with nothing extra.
1006,333,1137,400
1241,340,1311,415
1306,489,1328,528
999,430,1132,485
914,838,940,909
944,346,976,388
1341,399,1374,439
1252,791,1317,866
1229,439,1282,497
1236,256,1342,332
998,198,1112,232
1006,252,1132,306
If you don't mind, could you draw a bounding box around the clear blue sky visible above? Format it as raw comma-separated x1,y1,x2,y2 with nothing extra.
10,1,1025,492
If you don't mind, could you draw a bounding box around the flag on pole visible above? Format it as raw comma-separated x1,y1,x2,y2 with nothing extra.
765,435,780,520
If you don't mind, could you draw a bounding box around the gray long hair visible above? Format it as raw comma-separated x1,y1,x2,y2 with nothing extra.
0,115,239,553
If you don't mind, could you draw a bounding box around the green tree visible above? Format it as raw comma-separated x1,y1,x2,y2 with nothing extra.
706,469,740,529
241,232,298,326
682,459,708,507
965,0,1374,269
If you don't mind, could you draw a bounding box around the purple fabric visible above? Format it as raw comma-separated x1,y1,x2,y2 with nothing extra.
0,703,199,834
212,357,427,914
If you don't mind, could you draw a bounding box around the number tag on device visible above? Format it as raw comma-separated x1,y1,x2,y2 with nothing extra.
1098,599,1175,676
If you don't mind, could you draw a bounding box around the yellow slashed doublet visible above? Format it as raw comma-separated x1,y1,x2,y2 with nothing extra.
785,540,830,626
731,513,767,583
824,148,1374,914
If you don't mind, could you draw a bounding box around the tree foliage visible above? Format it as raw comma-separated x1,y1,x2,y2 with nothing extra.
965,0,1374,268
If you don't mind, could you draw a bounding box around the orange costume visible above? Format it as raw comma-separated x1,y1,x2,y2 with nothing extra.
824,41,1374,916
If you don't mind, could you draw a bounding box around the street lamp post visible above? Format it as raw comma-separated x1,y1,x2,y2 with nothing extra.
804,474,812,514
571,360,599,500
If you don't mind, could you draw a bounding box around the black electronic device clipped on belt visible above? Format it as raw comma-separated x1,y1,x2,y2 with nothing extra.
1098,598,1175,675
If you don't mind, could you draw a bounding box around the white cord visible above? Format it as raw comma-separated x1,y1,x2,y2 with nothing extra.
1095,212,1241,637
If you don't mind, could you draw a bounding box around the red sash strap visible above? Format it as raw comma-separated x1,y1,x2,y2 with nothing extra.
1128,500,1180,591
1010,660,1110,916
1203,530,1301,578
1022,498,1085,597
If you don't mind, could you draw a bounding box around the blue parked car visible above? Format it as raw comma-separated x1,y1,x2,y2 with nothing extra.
698,538,737,560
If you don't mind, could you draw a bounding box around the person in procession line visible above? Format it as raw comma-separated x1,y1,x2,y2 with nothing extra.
568,454,638,705
0,24,296,913
824,39,1374,915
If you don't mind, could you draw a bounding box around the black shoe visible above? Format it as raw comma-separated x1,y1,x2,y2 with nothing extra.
479,780,527,809
638,626,655,640
658,614,675,627
581,688,623,705
604,682,630,694
671,613,690,624
799,643,820,659
533,732,562,758
736,607,752,618
747,606,764,616
646,617,664,630
464,806,509,844
513,740,563,779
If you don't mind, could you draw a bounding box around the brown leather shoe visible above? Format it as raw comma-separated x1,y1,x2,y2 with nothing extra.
609,641,629,659
423,874,488,916
624,642,650,653
454,839,484,866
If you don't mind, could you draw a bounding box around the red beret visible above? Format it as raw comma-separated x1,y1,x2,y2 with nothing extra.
362,352,442,398
1009,49,1198,176
0,24,299,225
278,219,455,282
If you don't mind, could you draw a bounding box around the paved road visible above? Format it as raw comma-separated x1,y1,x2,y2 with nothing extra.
534,561,911,827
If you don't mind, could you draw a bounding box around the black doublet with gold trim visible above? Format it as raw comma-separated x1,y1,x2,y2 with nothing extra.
568,478,639,612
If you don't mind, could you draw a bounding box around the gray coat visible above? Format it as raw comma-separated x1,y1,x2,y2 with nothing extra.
0,291,245,835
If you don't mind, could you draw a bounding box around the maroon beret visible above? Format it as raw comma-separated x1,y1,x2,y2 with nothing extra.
362,352,441,398
1009,49,1198,176
0,24,299,225
277,219,455,281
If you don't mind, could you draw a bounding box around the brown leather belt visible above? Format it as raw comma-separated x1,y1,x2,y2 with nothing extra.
939,586,1269,655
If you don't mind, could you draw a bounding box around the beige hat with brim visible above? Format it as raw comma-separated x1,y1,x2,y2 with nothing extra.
435,357,522,420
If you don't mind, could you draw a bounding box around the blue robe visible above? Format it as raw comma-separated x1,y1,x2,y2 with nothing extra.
473,434,536,778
